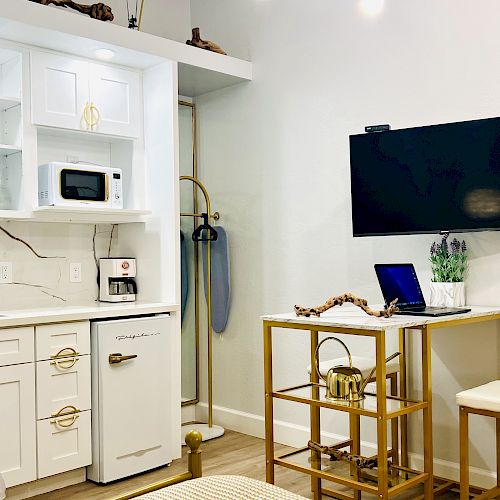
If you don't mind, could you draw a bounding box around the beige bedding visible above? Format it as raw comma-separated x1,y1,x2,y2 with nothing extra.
135,475,307,499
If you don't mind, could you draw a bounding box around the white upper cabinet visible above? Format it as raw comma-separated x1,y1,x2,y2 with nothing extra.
31,51,141,138
89,63,140,138
31,51,89,131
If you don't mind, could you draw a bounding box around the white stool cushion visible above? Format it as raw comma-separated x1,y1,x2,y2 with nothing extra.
456,380,500,413
307,355,400,379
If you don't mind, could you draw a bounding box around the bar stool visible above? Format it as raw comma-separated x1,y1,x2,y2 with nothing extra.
307,355,407,465
456,380,500,500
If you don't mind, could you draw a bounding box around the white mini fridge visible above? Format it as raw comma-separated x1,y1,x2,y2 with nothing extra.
87,315,174,483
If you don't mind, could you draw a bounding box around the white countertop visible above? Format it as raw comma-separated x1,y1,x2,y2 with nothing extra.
0,302,178,328
262,305,500,331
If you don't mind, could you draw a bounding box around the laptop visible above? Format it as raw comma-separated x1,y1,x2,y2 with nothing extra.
374,263,471,317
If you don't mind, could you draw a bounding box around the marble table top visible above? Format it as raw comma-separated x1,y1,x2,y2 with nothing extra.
262,305,500,331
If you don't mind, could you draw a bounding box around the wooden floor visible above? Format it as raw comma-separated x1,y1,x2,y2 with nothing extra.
32,430,459,499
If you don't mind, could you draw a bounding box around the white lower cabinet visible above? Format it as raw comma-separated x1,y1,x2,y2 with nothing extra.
37,409,91,478
0,320,92,488
0,363,36,488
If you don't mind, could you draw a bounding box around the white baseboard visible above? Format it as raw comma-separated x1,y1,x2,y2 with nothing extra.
5,468,85,500
181,403,196,424
196,402,497,489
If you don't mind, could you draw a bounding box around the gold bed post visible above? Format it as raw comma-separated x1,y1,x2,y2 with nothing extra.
186,429,203,478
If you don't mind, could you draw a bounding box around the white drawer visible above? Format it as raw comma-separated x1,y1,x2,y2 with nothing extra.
36,321,90,361
0,326,34,367
37,409,91,479
36,355,91,420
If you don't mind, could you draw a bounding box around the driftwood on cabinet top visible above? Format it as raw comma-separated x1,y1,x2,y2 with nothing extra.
186,27,227,55
29,0,114,21
294,292,399,318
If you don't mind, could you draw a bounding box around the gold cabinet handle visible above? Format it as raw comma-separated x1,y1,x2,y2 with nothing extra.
109,353,138,364
50,348,80,370
51,347,79,359
90,103,100,131
51,405,80,428
83,102,91,130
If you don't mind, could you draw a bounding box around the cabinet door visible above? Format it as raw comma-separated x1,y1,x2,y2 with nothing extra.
89,63,141,138
36,355,91,420
31,51,89,131
37,409,91,479
0,363,36,487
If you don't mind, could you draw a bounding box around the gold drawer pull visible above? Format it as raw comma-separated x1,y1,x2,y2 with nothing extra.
50,348,80,370
51,413,79,428
51,347,80,359
109,353,138,364
51,405,80,428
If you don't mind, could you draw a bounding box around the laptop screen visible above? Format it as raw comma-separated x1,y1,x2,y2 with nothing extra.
374,264,426,309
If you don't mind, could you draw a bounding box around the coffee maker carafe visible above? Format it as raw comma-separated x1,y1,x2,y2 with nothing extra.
99,258,137,302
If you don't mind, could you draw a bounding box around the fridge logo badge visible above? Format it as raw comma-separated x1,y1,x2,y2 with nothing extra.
116,332,161,341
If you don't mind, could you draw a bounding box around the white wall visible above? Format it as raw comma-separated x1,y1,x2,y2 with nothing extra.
191,0,500,486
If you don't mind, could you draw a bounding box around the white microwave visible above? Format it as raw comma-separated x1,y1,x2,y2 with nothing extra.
38,162,123,209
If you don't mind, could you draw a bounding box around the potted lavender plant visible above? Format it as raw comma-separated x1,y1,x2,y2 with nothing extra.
429,234,468,307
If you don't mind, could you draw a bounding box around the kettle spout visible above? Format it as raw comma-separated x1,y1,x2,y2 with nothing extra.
359,352,401,395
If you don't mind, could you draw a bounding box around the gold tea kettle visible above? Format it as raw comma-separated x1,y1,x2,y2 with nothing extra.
315,337,400,403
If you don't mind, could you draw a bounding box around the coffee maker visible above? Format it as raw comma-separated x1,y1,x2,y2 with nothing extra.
99,258,137,302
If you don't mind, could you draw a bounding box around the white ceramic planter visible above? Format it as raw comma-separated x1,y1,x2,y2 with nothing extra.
429,282,465,307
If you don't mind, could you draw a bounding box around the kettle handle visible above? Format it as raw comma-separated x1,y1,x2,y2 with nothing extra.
314,336,353,384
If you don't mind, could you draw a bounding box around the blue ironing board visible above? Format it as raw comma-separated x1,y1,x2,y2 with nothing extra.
202,227,231,333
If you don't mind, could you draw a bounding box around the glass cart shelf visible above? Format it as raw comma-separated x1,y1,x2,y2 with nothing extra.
273,382,428,419
274,447,429,498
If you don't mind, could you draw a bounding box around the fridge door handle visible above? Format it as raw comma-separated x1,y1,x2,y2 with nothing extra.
109,353,138,364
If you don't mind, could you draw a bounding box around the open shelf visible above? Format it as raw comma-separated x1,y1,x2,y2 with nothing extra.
0,144,21,155
275,447,428,497
0,209,29,220
32,206,151,224
0,2,252,97
273,383,428,418
0,96,21,111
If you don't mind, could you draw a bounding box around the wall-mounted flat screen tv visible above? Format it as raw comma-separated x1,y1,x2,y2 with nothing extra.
349,117,500,236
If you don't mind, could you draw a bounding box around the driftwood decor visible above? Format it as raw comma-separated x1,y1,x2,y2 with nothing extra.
29,0,114,21
308,440,380,469
186,27,227,55
294,293,399,318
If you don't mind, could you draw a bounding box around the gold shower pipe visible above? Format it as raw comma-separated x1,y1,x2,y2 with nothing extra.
179,175,217,428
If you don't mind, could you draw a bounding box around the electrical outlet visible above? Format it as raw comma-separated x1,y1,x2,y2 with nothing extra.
70,263,82,283
0,262,13,283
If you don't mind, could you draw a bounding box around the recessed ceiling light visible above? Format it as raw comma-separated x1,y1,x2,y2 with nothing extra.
95,48,115,60
359,0,385,16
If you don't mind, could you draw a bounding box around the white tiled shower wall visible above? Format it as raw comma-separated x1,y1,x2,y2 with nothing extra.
0,222,119,310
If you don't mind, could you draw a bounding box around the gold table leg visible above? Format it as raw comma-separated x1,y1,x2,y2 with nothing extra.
349,413,362,500
310,330,321,499
264,321,275,484
459,406,469,500
399,328,409,469
422,325,434,499
376,330,389,499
